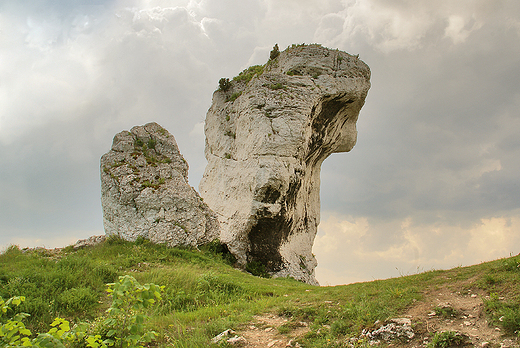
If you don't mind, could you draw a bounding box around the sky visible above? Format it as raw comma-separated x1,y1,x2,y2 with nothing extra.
1,0,519,286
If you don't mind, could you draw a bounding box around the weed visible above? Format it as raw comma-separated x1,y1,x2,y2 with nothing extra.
245,261,271,278
484,293,520,335
233,65,264,84
147,138,156,150
331,320,353,336
289,43,306,49
200,241,237,266
483,274,499,286
269,83,285,90
277,324,291,334
433,305,458,318
502,256,520,272
224,130,236,138
56,287,98,314
226,92,242,102
141,180,158,189
0,276,163,348
428,331,467,348
299,255,307,270
145,155,158,165
224,153,232,160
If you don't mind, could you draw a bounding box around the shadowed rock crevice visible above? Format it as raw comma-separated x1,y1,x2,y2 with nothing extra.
200,44,371,284
247,215,289,272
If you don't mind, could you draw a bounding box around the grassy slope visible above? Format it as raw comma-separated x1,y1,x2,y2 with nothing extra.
0,238,519,347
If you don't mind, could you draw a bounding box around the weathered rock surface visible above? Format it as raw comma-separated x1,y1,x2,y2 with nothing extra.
199,45,371,284
361,318,415,343
74,235,106,249
101,122,219,246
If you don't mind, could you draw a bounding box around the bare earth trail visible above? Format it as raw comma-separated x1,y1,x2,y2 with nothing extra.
238,314,309,348
404,279,514,347
232,277,519,348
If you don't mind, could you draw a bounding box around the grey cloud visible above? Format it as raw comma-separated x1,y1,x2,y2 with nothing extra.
1,0,520,285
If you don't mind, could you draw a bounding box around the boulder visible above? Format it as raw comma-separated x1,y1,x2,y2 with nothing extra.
199,44,370,284
100,122,219,246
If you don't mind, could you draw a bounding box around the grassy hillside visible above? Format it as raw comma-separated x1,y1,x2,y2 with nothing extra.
1,237,519,347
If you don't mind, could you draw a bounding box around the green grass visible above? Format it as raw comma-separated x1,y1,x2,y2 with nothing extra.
1,239,520,347
233,65,264,84
225,91,242,102
428,331,468,348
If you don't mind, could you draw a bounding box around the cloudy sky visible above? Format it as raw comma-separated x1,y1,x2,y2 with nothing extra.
1,0,519,285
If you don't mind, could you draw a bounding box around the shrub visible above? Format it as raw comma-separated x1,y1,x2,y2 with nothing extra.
200,240,237,266
0,276,164,348
218,78,231,91
269,83,285,90
270,44,280,60
428,331,467,348
433,305,458,318
101,275,164,347
502,256,520,272
245,261,271,278
226,91,242,102
233,65,264,84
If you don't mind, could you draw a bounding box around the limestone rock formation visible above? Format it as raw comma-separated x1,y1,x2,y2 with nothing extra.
199,44,370,284
74,235,106,249
101,122,219,246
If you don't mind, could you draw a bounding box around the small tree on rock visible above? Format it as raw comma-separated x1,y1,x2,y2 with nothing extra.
219,78,231,91
270,44,280,60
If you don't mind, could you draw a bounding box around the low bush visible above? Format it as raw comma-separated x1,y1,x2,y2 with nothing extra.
269,44,280,60
245,261,270,278
226,91,242,102
233,65,264,84
0,275,163,348
218,78,231,91
428,331,467,348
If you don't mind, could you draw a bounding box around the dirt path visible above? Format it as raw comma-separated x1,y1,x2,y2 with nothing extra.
234,314,309,348
216,274,520,348
227,285,519,348
404,284,512,347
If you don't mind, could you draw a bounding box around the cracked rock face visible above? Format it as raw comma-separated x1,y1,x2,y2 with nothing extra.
101,122,219,246
199,45,370,284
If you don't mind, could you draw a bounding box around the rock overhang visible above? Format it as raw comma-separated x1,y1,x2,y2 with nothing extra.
200,44,371,284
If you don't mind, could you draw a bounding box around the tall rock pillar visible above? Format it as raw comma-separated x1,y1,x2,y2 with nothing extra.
200,45,371,284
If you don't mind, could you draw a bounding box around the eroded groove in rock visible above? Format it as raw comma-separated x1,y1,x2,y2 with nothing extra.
200,44,371,284
100,122,219,247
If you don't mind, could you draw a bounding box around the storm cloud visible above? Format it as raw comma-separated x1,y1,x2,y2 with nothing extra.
1,0,519,285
